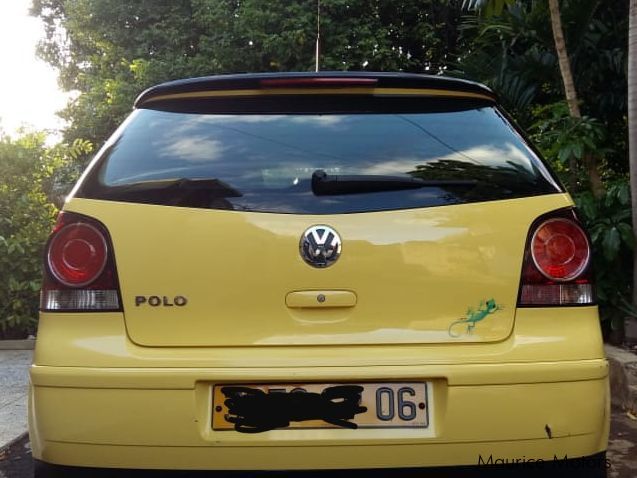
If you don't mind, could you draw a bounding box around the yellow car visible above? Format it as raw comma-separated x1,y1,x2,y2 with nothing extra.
30,73,609,477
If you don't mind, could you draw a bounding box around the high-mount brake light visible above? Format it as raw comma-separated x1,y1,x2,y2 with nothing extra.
518,211,594,306
40,212,121,311
259,78,378,88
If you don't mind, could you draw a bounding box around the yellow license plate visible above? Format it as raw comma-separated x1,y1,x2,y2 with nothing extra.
212,382,429,432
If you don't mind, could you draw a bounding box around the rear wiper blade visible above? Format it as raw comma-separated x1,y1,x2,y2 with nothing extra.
311,170,478,196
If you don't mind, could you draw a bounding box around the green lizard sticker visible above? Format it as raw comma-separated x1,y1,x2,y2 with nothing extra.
448,299,502,338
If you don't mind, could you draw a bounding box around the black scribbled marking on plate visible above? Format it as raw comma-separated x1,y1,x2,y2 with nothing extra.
220,385,368,433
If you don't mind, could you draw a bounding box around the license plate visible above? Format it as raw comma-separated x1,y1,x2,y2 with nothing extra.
212,382,429,432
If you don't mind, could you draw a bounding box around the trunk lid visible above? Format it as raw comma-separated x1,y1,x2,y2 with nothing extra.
66,193,572,346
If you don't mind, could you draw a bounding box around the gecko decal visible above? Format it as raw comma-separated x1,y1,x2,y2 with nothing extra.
448,299,502,338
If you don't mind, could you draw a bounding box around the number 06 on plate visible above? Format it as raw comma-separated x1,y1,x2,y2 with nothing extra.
212,382,430,430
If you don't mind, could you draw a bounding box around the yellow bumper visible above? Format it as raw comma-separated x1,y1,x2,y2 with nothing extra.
29,360,609,470
29,307,609,470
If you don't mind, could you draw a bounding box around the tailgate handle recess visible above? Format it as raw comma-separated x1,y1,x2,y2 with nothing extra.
285,290,357,309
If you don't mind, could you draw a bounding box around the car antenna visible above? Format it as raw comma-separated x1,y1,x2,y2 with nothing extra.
315,0,320,72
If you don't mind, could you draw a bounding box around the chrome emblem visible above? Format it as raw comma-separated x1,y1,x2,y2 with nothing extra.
300,225,342,268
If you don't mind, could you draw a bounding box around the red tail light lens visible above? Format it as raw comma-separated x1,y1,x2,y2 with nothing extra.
41,212,121,311
531,218,590,281
48,223,108,287
518,211,594,306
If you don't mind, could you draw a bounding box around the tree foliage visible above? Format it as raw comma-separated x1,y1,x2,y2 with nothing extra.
457,1,627,147
0,132,92,338
457,0,631,335
31,0,466,146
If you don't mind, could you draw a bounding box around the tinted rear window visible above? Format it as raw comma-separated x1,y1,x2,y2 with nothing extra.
76,106,560,214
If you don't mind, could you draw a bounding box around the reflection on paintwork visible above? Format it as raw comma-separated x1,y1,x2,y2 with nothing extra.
513,335,565,345
74,335,129,358
253,328,510,346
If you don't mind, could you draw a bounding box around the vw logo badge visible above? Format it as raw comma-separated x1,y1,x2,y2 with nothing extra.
300,225,342,268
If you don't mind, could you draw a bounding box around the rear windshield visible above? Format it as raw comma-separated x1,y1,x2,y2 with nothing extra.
76,106,561,214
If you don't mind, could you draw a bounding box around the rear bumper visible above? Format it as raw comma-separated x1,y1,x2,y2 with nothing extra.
30,307,610,471
29,360,610,471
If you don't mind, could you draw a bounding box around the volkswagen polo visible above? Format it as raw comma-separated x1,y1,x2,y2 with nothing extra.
29,72,609,477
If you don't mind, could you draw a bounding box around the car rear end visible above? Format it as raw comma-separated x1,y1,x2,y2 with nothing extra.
29,73,609,476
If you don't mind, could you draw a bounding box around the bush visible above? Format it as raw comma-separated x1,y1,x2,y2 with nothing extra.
0,132,92,338
575,182,635,335
530,101,611,190
0,133,54,337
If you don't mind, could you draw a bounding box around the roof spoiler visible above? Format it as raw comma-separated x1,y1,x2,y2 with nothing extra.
134,71,497,108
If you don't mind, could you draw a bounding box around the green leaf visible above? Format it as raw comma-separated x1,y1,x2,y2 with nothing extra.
617,223,635,249
602,227,621,261
618,184,630,205
558,145,572,163
577,194,597,220
589,226,603,244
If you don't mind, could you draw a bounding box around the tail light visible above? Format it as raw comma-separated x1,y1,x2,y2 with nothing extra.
518,209,594,306
40,212,121,311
